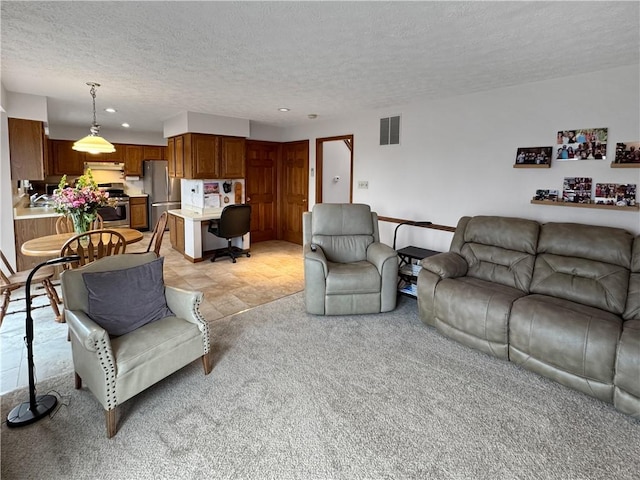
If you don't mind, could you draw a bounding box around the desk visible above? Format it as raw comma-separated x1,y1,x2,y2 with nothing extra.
21,228,144,257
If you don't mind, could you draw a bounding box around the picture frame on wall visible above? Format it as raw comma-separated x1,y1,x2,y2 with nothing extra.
513,146,552,168
595,183,637,207
563,177,592,203
614,141,640,164
555,128,608,160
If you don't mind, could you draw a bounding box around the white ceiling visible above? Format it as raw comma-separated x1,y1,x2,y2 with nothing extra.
2,1,639,134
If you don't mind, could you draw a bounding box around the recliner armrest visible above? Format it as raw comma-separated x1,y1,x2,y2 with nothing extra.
421,252,468,278
367,242,398,273
165,286,204,325
65,309,111,352
304,243,328,277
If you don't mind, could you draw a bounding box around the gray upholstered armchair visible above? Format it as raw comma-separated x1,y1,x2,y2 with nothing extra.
60,253,211,437
303,203,398,315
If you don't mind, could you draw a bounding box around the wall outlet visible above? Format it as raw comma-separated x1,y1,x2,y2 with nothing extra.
358,180,369,189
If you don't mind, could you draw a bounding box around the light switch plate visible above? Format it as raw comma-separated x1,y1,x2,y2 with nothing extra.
358,180,369,189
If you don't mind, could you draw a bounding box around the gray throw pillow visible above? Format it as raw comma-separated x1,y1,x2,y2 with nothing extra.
82,257,174,336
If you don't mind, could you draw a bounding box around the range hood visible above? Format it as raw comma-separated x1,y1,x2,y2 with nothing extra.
84,162,125,172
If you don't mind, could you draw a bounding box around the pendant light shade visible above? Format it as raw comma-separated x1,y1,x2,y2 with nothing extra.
73,82,115,154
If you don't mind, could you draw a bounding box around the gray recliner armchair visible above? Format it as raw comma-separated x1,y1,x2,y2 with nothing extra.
303,203,398,315
60,253,211,437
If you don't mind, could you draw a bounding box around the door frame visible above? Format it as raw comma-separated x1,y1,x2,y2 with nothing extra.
315,134,353,204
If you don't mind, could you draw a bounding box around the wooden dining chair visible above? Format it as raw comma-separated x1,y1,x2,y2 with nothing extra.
60,229,127,270
0,249,62,325
145,211,169,256
55,214,104,234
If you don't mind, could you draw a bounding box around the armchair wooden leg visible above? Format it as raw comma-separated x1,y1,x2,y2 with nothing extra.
105,408,117,438
202,353,212,375
74,372,82,389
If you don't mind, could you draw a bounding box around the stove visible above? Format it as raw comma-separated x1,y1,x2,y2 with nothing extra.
98,183,130,227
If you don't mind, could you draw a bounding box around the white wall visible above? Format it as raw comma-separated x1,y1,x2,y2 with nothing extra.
322,140,351,203
282,65,640,251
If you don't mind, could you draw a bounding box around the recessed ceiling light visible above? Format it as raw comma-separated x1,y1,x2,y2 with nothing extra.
278,108,290,112
104,107,117,113
121,123,130,128
307,114,318,119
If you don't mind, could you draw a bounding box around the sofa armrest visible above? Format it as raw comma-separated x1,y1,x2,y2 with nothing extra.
65,309,112,353
165,286,204,325
367,242,398,273
421,252,468,278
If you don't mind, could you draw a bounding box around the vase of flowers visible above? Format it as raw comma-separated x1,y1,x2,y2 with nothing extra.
53,169,116,235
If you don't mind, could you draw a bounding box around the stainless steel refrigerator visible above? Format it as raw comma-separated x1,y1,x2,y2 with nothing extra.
143,160,181,230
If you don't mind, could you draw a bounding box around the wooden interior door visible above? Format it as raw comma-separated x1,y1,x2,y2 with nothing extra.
280,140,309,245
245,140,279,243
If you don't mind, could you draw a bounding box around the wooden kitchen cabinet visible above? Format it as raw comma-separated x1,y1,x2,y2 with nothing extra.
167,133,245,179
220,136,246,178
167,136,185,178
49,139,85,176
129,196,148,230
168,213,185,254
143,145,165,160
184,133,220,179
124,145,144,176
14,216,59,271
9,118,47,180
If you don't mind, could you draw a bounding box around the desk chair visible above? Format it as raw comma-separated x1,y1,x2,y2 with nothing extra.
208,204,251,263
56,214,104,234
0,250,62,325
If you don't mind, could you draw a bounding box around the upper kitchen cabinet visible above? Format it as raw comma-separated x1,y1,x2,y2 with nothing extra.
167,133,245,179
167,136,185,178
184,133,220,179
220,136,246,178
143,145,165,160
48,139,85,176
9,118,47,180
123,145,144,176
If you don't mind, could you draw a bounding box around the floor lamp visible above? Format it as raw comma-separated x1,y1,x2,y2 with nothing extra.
6,255,79,428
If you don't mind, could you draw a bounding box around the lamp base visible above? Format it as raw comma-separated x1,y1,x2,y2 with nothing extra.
6,394,58,428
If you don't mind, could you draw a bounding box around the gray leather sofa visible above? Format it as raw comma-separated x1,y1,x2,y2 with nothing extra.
417,215,639,419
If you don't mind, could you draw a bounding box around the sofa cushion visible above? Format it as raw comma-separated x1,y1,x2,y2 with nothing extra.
531,223,633,315
325,261,380,295
311,204,374,263
434,276,527,359
509,293,622,402
82,257,173,336
451,216,539,292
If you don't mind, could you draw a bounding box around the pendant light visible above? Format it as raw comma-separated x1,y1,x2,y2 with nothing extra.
72,82,116,154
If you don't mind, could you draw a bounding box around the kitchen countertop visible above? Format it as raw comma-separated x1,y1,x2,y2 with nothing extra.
14,206,62,220
168,208,224,221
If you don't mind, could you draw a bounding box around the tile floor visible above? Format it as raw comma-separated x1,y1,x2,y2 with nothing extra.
0,234,304,395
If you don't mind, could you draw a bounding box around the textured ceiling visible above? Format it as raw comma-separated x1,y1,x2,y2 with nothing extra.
1,1,639,133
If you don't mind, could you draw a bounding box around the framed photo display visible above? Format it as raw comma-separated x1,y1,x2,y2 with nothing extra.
514,146,552,168
614,141,640,164
556,128,607,160
563,177,592,203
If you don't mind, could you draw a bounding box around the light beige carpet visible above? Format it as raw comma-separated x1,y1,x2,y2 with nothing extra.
1,293,639,479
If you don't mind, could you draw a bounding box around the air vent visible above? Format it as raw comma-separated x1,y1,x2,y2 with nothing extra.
380,115,400,145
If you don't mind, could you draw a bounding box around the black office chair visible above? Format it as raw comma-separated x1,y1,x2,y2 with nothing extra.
208,204,252,263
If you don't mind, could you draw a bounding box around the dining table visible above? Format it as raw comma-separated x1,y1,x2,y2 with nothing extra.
21,228,144,257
